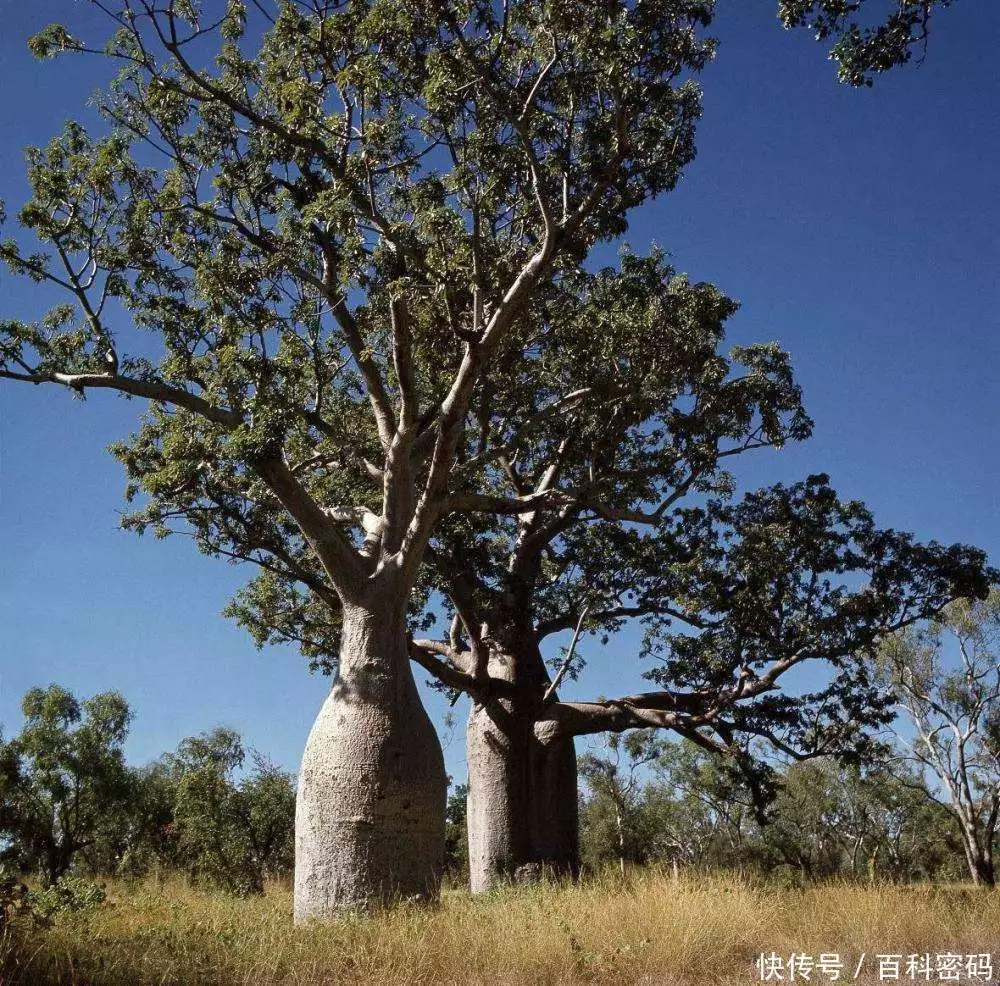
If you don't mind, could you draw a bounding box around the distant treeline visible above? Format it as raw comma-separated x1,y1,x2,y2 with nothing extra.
0,686,294,895
0,683,977,898
575,733,968,884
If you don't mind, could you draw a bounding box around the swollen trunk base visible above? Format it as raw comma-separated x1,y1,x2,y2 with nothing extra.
294,611,446,919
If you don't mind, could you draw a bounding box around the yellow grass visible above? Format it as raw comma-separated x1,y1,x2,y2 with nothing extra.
3,871,999,985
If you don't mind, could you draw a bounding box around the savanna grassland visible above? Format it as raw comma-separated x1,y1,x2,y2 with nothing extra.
3,871,999,986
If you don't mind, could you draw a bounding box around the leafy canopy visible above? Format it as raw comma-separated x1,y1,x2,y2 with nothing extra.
0,686,133,884
0,0,717,618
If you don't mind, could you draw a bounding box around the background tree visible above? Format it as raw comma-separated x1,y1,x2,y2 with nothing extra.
579,732,668,876
641,739,759,871
107,760,181,880
754,759,963,883
166,728,295,895
0,686,133,885
880,591,1000,886
444,783,469,883
579,741,966,882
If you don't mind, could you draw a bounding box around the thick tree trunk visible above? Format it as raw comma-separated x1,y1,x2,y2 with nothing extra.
466,643,579,893
294,603,446,920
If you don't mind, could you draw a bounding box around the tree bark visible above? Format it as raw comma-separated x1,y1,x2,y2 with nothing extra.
969,856,996,887
965,839,996,888
294,603,446,919
466,640,579,893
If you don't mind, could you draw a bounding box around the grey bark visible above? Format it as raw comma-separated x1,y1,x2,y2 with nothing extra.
294,604,446,919
465,642,579,893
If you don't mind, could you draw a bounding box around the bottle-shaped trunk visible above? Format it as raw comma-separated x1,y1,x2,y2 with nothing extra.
294,604,446,919
466,641,579,893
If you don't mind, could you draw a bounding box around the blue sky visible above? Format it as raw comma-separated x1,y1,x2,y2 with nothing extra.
0,1,997,784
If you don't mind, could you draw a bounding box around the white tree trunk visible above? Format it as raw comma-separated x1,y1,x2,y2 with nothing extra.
294,604,446,919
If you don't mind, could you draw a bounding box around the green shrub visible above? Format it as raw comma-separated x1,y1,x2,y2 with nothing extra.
29,874,107,917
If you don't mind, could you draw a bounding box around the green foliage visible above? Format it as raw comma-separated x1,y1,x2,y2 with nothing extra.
0,686,133,884
26,24,80,61
444,783,469,880
108,762,181,880
166,728,294,895
632,474,994,765
0,690,293,897
752,760,961,882
29,874,107,918
779,0,957,86
0,0,717,610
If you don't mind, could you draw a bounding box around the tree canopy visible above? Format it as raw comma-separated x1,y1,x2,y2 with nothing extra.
0,0,719,620
0,0,966,616
0,686,133,884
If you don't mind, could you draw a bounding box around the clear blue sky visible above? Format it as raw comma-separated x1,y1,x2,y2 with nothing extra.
1,2,997,785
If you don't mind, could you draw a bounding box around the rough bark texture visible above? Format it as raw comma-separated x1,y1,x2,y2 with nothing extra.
294,605,446,920
466,635,579,893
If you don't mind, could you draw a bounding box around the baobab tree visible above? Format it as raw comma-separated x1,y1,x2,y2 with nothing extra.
416,472,992,889
0,0,967,914
231,259,992,889
0,0,718,916
230,246,812,888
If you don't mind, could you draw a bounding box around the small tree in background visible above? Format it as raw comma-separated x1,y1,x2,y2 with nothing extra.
444,783,469,883
579,732,667,876
881,591,1000,887
107,760,180,880
643,740,759,871
0,686,133,884
167,728,295,895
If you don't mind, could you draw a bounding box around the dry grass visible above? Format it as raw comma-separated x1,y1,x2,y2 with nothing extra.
2,870,999,986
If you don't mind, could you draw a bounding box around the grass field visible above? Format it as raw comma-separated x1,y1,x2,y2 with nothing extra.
2,871,999,986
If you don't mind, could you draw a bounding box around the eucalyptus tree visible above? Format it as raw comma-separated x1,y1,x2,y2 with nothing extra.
581,745,965,881
167,728,296,894
0,0,718,915
579,731,666,877
880,592,1000,887
754,759,963,882
0,686,133,885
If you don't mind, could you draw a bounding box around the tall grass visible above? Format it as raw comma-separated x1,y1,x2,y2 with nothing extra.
3,870,998,985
